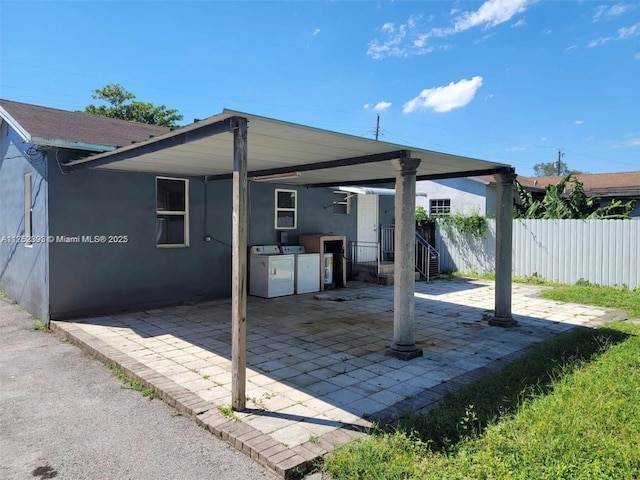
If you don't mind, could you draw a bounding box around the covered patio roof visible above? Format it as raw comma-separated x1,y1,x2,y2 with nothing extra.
63,109,512,183
60,109,517,412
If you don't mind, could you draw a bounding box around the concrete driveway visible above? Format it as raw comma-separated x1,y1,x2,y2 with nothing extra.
0,297,277,480
49,278,624,478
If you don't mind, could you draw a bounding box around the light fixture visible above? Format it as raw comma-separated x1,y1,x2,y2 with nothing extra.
251,171,301,182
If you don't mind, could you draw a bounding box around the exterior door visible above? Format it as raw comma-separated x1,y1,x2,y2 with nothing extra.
356,194,379,263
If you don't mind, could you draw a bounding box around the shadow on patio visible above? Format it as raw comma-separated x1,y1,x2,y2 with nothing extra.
51,278,623,478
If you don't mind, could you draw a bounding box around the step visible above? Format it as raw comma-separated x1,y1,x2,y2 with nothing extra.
378,272,421,285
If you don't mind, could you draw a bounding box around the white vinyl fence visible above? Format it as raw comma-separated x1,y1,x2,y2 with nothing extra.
436,219,640,289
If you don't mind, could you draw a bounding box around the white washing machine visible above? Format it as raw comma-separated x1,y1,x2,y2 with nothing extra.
249,245,295,298
280,246,320,294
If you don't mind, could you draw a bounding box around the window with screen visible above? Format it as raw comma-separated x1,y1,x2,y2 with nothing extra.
156,177,189,247
275,189,297,229
430,199,451,216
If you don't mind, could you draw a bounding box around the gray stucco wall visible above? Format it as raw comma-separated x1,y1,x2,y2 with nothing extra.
47,163,359,319
0,122,49,320
247,182,357,246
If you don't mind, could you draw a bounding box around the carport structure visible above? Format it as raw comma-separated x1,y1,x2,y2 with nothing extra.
64,110,517,411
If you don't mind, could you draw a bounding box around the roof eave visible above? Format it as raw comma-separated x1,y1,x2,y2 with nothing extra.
0,104,31,143
32,136,116,153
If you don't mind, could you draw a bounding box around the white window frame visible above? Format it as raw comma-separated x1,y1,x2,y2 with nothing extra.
430,198,451,216
156,177,189,248
274,189,297,230
332,192,351,215
24,173,33,248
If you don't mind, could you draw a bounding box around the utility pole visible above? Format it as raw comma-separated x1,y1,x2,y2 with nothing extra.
375,114,380,141
556,150,564,176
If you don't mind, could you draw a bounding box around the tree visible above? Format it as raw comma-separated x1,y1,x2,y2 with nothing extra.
83,84,183,128
532,160,583,177
514,174,636,219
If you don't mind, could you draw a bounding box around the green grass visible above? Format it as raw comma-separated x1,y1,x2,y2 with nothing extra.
540,283,640,319
104,363,155,399
32,320,48,331
324,322,640,479
216,404,240,421
451,270,560,286
325,280,640,479
453,271,640,318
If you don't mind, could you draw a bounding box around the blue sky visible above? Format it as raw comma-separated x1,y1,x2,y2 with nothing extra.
1,0,638,176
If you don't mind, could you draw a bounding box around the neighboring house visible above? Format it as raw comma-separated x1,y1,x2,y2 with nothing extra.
416,177,498,217
417,171,640,218
517,172,640,217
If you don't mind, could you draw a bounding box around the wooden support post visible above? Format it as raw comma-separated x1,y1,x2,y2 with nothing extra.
231,117,248,411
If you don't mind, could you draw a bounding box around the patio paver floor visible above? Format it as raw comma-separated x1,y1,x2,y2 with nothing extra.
51,279,624,478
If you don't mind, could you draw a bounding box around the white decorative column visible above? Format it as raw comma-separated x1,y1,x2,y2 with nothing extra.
387,158,423,360
490,171,518,327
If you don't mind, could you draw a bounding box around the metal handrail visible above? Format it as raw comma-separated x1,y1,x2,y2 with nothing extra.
348,240,381,282
381,224,439,279
415,231,438,279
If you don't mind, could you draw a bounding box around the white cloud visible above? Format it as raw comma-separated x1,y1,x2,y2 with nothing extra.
367,0,532,59
312,28,321,36
565,44,578,53
367,15,434,59
575,120,584,125
474,33,495,44
612,135,640,147
593,3,632,22
540,137,547,142
413,34,429,48
505,145,529,151
453,0,530,32
382,22,395,33
403,76,483,113
618,23,639,39
589,37,612,47
589,22,639,47
511,18,526,28
485,93,495,100
363,103,370,110
634,52,640,59
373,101,392,112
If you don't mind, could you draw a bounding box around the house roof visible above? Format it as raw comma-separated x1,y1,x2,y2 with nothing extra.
472,172,640,198
60,108,512,186
0,99,169,152
517,172,640,197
